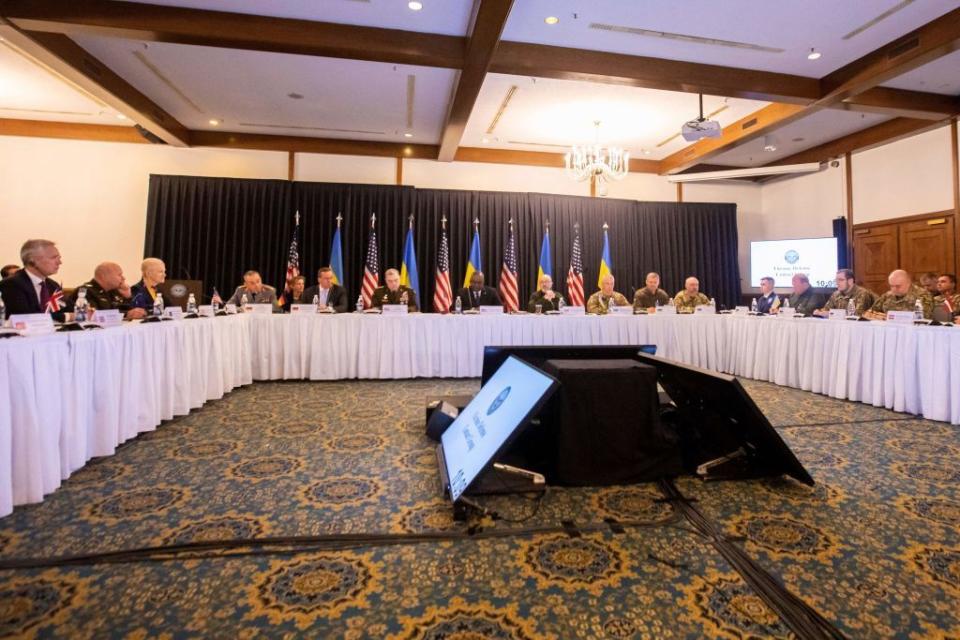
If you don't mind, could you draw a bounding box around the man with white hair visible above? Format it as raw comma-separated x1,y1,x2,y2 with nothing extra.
0,239,70,320
587,274,629,315
865,269,932,320
787,273,825,316
372,268,418,311
71,262,146,319
527,273,565,312
130,257,167,311
673,276,710,313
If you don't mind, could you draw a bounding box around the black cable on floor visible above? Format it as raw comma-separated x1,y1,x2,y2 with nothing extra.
658,479,847,640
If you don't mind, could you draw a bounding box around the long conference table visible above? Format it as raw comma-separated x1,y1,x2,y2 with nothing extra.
2,311,958,517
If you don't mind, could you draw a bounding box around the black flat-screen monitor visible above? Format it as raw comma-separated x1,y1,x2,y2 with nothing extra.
634,352,813,486
481,344,657,385
438,356,559,503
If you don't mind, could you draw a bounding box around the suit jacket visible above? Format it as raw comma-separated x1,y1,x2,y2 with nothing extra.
226,285,278,308
755,291,778,314
302,283,349,313
129,280,157,310
454,286,502,311
372,285,418,311
0,268,71,321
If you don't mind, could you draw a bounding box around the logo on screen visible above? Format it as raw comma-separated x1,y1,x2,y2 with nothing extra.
170,283,188,297
487,386,511,415
784,250,800,264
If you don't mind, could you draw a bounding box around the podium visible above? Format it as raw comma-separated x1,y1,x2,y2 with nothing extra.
157,279,203,310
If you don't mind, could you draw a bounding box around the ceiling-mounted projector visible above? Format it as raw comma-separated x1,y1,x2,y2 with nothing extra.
681,93,722,142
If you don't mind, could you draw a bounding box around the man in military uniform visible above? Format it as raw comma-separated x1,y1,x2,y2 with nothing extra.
372,268,418,311
920,272,939,296
633,272,671,312
673,277,709,313
71,262,145,319
865,269,933,320
226,270,278,308
787,273,825,316
814,269,874,317
932,273,960,319
587,274,629,314
527,274,565,312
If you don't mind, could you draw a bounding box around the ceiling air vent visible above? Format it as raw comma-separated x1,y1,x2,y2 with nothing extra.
741,118,758,130
589,23,783,53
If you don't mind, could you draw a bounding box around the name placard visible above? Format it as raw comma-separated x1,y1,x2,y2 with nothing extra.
245,304,273,315
828,309,847,321
289,304,313,315
561,306,585,316
224,304,238,314
733,306,750,315
694,305,715,315
887,310,915,324
382,304,408,315
91,309,123,327
608,305,633,316
163,307,184,320
478,305,504,315
657,304,676,314
9,313,55,335
197,305,214,317
778,308,797,318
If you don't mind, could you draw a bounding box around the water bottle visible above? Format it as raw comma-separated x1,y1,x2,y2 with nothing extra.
400,290,408,305
709,297,716,309
558,297,565,312
655,299,662,311
72,287,88,322
751,298,758,312
240,293,248,311
313,294,320,312
846,299,856,317
0,291,5,326
211,288,221,314
914,299,924,320
454,296,462,314
782,297,790,310
153,292,164,318
186,293,197,315
356,295,364,313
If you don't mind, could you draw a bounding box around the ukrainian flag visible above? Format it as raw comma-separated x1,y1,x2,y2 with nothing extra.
463,227,482,287
400,225,420,302
598,224,612,287
330,224,344,285
537,227,551,286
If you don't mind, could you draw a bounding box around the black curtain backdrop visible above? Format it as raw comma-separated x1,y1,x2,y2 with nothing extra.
144,175,741,308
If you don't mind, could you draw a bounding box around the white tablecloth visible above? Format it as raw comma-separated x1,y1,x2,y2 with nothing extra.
2,311,958,517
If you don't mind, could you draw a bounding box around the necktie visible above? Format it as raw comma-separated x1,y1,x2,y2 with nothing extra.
474,290,479,305
39,280,50,310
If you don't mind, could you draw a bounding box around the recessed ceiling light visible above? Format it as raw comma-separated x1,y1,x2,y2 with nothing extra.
209,118,221,126
481,137,489,144
642,149,651,155
408,1,423,10
403,132,413,138
404,147,413,156
807,48,821,60
544,16,559,25
116,114,127,120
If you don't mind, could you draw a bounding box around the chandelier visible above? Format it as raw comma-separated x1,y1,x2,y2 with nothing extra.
564,121,629,195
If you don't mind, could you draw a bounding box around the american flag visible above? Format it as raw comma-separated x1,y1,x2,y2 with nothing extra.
361,213,379,309
566,223,585,307
278,211,300,306
433,216,453,313
499,221,519,312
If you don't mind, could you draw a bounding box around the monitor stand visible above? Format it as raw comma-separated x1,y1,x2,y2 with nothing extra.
436,445,546,520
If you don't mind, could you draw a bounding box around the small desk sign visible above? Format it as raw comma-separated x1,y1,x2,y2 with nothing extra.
91,309,123,327
382,304,408,315
10,314,55,335
733,306,750,315
197,305,214,317
224,304,238,314
561,306,585,316
245,304,273,315
778,308,796,318
478,305,504,315
164,307,184,320
887,310,915,325
608,305,633,316
657,305,676,314
828,309,847,321
694,305,715,315
289,304,313,315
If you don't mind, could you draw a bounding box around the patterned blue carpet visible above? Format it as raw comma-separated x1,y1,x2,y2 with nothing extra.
0,377,957,638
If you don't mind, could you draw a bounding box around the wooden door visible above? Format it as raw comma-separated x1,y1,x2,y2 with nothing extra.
854,223,899,294
899,216,955,278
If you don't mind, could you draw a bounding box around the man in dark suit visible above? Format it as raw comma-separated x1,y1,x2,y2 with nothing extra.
302,266,348,313
372,268,418,311
0,239,71,321
453,271,501,311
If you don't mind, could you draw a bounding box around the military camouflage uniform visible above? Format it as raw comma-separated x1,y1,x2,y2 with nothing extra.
870,284,933,319
933,292,960,316
71,279,130,312
633,287,671,310
821,284,875,316
587,291,629,315
673,291,710,313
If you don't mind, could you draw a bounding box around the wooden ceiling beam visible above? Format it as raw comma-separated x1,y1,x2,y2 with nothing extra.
835,87,960,121
437,0,513,162
0,23,190,146
0,0,466,68
0,117,148,143
189,130,440,159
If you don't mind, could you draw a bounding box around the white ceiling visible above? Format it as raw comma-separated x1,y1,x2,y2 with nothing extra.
882,49,960,94
503,0,960,77
0,38,132,125
121,0,476,36
74,36,458,143
709,109,891,167
463,73,768,159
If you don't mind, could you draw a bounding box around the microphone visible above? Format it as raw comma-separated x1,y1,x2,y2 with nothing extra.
180,266,193,281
